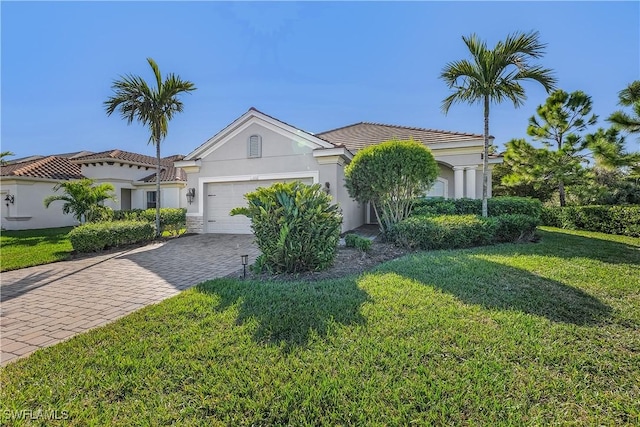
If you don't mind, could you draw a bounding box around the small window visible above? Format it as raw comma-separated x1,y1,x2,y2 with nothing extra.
146,191,157,209
248,135,262,158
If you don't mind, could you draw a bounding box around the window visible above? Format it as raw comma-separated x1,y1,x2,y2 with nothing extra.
146,191,157,209
248,135,262,158
425,178,448,198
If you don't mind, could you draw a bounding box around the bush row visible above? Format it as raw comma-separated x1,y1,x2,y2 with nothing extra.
107,208,186,235
390,214,539,250
344,233,372,252
412,196,542,219
69,221,155,252
541,205,640,237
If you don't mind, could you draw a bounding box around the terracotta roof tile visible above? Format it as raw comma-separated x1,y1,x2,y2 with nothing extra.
72,149,178,167
316,122,484,152
0,156,84,180
140,165,187,183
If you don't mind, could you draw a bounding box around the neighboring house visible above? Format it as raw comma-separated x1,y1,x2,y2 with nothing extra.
0,150,187,230
175,108,502,234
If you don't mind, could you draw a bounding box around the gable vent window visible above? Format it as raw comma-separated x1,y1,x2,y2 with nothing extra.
248,135,262,158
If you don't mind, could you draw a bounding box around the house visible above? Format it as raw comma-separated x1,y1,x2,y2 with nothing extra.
0,150,187,230
175,108,502,234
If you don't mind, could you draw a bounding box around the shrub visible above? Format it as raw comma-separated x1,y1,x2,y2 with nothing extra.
344,234,372,253
69,220,155,252
412,197,542,219
541,205,640,237
344,139,438,233
493,214,540,243
231,181,342,273
112,208,186,235
391,215,497,250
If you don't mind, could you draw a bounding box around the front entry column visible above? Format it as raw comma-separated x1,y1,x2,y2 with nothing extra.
465,167,477,199
453,167,464,199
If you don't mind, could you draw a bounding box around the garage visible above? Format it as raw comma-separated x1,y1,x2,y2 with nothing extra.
206,178,313,234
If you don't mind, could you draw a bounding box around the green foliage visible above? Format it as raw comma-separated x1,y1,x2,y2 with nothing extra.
111,208,186,235
344,139,438,234
541,205,640,237
492,160,556,202
390,215,497,250
441,30,556,216
493,214,540,243
68,220,155,252
344,234,372,253
231,181,342,273
412,197,542,219
43,178,116,224
105,58,196,236
608,80,640,136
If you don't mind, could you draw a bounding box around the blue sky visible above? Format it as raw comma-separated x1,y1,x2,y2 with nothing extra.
2,1,639,160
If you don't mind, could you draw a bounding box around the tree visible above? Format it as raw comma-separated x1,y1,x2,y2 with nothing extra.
441,31,556,217
104,58,196,236
44,178,116,224
0,151,14,165
608,80,640,135
344,139,438,234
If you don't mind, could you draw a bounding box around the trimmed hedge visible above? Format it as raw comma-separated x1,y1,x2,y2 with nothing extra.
412,197,542,219
542,205,640,237
390,214,539,250
111,208,186,235
69,220,155,252
344,234,373,253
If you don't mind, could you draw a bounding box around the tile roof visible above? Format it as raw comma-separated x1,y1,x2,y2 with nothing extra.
316,122,484,152
72,149,178,167
0,156,84,180
140,165,187,183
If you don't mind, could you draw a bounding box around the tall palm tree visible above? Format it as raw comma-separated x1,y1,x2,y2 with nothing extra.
104,58,196,235
44,178,116,224
441,31,556,216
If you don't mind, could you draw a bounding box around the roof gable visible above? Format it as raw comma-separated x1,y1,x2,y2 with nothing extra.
316,122,486,152
184,107,336,160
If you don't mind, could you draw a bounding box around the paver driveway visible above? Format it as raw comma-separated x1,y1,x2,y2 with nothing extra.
0,234,258,366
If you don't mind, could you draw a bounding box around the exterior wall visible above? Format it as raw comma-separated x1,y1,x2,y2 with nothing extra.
131,185,185,210
1,180,78,230
318,163,364,233
436,163,455,199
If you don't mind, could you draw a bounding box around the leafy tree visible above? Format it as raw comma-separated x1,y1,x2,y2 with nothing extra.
344,139,438,233
441,31,556,216
44,178,116,224
502,90,597,206
491,160,555,202
104,58,196,236
0,151,14,165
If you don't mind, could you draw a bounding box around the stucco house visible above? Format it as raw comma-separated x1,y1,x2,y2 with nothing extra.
1,150,187,230
175,108,502,234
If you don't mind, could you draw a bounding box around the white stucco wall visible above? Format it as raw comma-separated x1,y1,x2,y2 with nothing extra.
1,180,78,230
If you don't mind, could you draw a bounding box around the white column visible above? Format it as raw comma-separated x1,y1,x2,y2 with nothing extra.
466,167,477,199
453,167,465,199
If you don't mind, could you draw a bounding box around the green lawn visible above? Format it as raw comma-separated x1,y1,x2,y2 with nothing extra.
1,227,639,425
0,227,73,272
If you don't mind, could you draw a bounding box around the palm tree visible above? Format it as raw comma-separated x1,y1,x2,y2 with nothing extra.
44,178,116,224
441,31,556,216
104,58,196,236
0,151,14,165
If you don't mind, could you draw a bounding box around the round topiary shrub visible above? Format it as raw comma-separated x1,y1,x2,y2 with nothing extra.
231,181,343,273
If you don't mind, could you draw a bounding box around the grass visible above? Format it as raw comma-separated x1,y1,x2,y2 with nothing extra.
1,227,639,425
0,227,73,272
0,227,186,272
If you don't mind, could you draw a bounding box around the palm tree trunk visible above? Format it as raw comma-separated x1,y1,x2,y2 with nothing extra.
482,95,489,217
155,141,161,237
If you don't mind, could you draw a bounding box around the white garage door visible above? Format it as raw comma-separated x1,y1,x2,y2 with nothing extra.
206,179,313,234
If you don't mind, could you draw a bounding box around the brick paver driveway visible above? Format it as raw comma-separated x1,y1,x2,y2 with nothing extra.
0,234,258,366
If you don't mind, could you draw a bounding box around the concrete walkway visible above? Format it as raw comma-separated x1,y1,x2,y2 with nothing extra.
0,234,259,366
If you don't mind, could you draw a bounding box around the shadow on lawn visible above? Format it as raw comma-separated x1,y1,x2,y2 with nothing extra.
196,278,370,351
380,252,612,326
